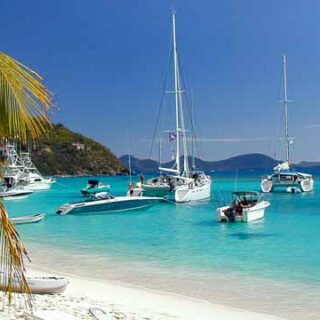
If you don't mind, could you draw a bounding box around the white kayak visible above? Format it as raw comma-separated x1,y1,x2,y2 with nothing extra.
0,276,69,294
11,213,46,225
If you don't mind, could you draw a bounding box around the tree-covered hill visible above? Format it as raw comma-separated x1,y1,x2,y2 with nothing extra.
31,124,127,176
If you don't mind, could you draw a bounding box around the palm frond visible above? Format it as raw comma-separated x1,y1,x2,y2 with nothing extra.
0,52,52,143
0,200,32,307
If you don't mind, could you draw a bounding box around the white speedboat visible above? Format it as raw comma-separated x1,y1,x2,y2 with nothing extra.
217,191,270,223
19,152,55,190
11,213,46,225
80,179,110,196
260,55,314,193
0,275,69,294
137,13,212,202
0,185,33,200
57,192,163,215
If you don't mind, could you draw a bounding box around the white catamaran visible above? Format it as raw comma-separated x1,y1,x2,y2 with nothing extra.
260,55,314,193
137,13,211,202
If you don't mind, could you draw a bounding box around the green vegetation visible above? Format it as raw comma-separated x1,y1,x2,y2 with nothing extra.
31,124,127,176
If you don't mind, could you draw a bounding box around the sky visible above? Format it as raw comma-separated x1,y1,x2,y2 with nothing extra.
2,0,320,162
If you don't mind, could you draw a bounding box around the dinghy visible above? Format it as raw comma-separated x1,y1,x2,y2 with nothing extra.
0,275,69,294
11,213,46,225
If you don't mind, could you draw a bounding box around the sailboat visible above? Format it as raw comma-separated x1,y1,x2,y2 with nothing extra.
260,55,314,193
137,13,211,202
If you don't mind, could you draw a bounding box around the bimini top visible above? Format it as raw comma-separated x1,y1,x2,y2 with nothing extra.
88,179,99,186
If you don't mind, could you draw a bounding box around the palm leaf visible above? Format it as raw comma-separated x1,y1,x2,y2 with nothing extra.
0,51,52,143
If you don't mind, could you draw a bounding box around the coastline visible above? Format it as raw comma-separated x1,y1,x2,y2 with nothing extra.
22,265,285,320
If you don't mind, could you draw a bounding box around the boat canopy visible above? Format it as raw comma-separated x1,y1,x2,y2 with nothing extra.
232,191,261,202
88,179,99,186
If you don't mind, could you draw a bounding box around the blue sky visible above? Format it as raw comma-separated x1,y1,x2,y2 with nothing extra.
2,0,320,162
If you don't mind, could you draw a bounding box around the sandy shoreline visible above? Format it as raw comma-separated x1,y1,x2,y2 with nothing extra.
0,266,286,320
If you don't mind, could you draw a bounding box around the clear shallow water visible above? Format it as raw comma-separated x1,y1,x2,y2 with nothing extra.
5,172,320,319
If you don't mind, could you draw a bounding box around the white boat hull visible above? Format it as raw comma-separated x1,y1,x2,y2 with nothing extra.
175,180,211,203
261,173,314,193
57,196,163,215
0,276,69,294
217,201,270,223
0,188,33,200
11,213,46,225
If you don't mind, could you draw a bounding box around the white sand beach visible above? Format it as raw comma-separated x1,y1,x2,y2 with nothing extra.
0,267,286,320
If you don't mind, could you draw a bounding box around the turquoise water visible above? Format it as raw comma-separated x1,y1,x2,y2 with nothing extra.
4,173,320,318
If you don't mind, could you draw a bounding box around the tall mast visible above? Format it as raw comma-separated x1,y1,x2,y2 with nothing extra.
283,54,290,163
172,12,181,175
191,89,195,170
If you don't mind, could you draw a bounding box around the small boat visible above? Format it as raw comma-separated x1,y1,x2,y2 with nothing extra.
0,185,33,200
11,213,46,225
27,276,69,294
0,275,69,294
80,179,110,196
56,192,163,215
216,191,270,223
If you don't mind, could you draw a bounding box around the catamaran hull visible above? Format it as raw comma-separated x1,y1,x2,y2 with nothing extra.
217,201,270,222
261,174,314,193
174,182,211,203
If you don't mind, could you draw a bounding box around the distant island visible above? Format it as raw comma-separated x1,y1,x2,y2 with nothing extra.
26,123,319,176
30,123,128,176
119,154,320,174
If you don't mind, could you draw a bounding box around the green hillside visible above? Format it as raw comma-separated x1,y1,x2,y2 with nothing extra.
30,124,127,176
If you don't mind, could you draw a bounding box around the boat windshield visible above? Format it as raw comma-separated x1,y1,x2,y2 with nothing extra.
89,192,114,201
232,191,260,208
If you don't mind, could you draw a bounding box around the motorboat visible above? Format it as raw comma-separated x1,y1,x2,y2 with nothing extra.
1,145,55,191
19,152,55,190
216,191,270,223
260,55,314,193
136,13,212,202
0,274,69,294
56,192,163,215
11,213,46,225
0,185,33,200
1,144,25,185
80,179,110,196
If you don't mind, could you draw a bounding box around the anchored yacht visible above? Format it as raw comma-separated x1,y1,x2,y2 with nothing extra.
260,55,314,193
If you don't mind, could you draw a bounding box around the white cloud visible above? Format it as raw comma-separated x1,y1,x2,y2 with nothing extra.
195,137,268,143
306,124,320,129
